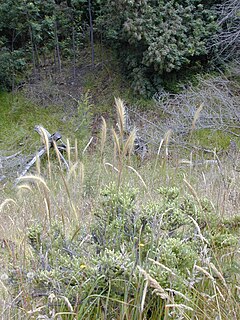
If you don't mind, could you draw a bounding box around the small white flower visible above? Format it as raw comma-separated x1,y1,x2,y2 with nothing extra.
0,273,9,281
27,272,35,280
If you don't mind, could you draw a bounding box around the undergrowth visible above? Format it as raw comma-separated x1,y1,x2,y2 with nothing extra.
0,93,63,152
0,99,239,320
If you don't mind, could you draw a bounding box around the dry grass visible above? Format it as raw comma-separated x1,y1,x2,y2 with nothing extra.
0,99,239,320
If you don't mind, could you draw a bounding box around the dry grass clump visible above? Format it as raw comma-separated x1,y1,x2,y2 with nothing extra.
0,98,239,320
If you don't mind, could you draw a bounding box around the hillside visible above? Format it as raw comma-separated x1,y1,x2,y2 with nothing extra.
0,52,240,319
0,0,240,318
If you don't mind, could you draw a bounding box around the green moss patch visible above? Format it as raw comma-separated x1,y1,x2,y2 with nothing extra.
191,128,239,151
0,92,85,154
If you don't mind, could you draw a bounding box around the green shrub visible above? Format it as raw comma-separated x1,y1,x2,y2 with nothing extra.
97,0,217,95
0,48,26,90
3,182,239,318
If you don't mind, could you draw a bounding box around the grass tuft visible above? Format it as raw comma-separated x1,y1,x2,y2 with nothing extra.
0,94,239,320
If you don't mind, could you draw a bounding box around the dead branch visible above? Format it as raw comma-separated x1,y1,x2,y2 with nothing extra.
17,148,46,178
16,125,69,182
210,0,240,59
0,151,22,160
125,71,239,159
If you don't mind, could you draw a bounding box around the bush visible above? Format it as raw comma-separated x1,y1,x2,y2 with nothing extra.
97,0,217,95
0,47,26,90
4,182,238,318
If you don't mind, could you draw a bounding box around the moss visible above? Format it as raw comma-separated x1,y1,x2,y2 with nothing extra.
190,128,239,151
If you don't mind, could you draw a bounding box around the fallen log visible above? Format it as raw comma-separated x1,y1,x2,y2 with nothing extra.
16,125,69,182
17,148,46,178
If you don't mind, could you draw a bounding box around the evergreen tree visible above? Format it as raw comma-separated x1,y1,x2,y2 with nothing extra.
97,0,217,95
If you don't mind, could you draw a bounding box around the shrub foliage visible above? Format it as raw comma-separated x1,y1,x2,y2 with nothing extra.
4,181,239,319
97,0,217,95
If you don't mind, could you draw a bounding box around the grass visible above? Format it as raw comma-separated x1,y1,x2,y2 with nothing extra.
0,92,83,153
0,44,157,159
190,128,239,151
65,44,156,114
0,99,239,319
0,50,239,318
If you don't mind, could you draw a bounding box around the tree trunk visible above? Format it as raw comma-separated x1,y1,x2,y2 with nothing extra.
11,30,15,91
34,43,41,79
88,0,94,68
54,19,62,73
29,25,37,79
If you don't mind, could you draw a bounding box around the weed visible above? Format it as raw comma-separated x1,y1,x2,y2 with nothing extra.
0,98,239,320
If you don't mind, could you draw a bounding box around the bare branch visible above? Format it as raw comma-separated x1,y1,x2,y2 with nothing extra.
210,0,240,59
